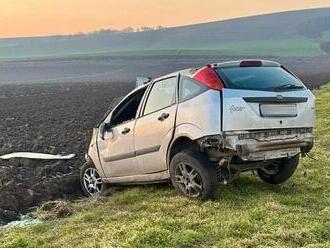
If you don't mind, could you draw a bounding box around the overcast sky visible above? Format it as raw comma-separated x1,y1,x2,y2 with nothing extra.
1,0,330,38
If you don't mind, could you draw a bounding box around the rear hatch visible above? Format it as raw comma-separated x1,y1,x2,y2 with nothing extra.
215,62,315,132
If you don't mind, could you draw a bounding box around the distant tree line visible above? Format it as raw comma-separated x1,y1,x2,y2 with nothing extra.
29,26,162,42
88,26,167,36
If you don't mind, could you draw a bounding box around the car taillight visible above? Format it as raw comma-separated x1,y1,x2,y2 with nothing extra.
193,66,224,91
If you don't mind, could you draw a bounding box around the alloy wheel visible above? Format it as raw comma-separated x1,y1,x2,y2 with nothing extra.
83,168,103,196
174,163,203,197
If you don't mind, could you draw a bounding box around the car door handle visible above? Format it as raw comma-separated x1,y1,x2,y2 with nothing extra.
158,113,170,121
121,127,131,134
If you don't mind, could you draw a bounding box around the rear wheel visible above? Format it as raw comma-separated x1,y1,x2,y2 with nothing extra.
170,150,218,200
257,155,299,185
80,161,104,196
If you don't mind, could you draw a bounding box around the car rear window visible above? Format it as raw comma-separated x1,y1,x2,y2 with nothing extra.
215,66,305,92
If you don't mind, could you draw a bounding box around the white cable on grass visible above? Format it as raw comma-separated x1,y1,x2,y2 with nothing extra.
0,152,75,160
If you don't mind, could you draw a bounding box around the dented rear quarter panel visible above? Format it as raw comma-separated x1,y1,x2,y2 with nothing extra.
175,89,221,140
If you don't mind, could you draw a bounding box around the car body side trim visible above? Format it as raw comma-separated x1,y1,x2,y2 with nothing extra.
135,145,161,156
103,145,161,162
103,152,135,162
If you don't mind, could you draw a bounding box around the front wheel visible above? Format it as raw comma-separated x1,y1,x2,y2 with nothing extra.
80,161,104,196
257,155,299,185
170,150,218,200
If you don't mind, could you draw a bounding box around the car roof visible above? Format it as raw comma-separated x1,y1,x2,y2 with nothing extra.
152,68,199,82
151,60,281,82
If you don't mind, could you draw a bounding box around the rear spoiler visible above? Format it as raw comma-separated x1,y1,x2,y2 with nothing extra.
136,76,152,88
214,60,281,68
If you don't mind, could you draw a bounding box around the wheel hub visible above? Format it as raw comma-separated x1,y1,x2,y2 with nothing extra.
83,168,102,196
175,163,203,197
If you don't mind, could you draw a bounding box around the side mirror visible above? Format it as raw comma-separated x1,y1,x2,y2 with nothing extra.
98,123,110,140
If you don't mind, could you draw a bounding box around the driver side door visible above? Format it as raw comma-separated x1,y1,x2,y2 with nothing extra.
97,89,146,178
98,120,138,178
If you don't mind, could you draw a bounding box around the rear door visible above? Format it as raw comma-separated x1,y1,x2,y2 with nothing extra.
134,77,178,174
216,66,315,131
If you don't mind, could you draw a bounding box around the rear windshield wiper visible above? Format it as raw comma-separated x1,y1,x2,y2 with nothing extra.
274,84,304,91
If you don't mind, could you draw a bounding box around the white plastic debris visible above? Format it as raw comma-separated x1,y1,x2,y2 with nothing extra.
0,152,75,160
2,216,42,228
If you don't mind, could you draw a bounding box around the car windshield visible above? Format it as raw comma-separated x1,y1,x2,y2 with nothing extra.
216,66,305,92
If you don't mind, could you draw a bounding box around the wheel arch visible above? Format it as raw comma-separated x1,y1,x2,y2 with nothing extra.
167,136,200,167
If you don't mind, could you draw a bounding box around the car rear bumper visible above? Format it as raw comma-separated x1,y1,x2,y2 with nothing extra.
200,128,314,161
235,139,313,160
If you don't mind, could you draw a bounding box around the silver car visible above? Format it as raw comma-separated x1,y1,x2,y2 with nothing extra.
81,60,315,200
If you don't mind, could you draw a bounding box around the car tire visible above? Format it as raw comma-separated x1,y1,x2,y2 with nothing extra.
257,155,299,185
170,150,218,200
80,161,104,197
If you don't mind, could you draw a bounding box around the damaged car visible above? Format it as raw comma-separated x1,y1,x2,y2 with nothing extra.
81,60,315,200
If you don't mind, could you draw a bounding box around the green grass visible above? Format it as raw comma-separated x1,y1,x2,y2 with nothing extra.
0,38,323,62
1,85,330,247
322,30,330,41
99,38,322,57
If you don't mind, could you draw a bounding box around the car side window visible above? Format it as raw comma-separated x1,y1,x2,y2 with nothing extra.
143,77,177,115
110,87,146,126
179,77,207,102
